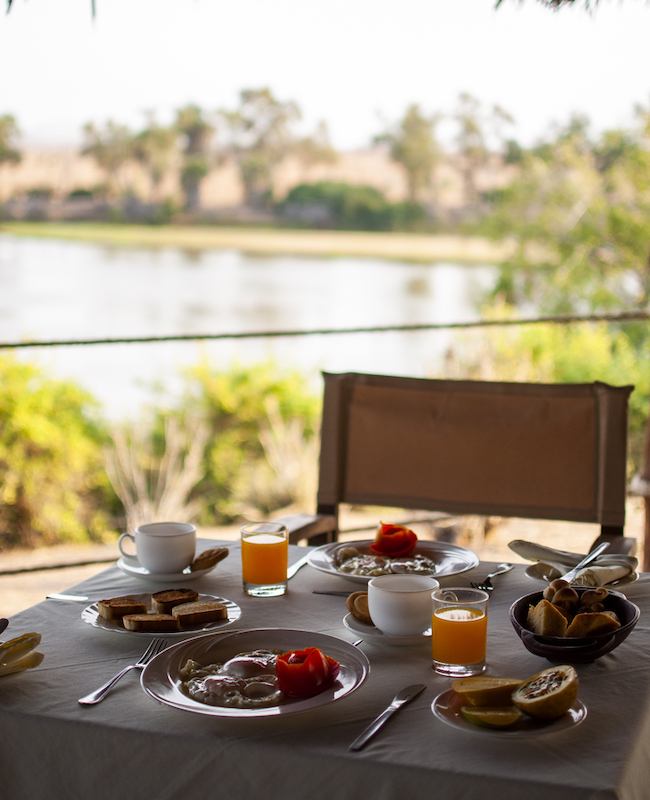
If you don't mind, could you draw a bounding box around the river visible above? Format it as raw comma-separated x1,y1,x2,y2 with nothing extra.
0,234,497,418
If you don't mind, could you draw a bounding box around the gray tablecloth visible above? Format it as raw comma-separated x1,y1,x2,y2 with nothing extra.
1,539,649,800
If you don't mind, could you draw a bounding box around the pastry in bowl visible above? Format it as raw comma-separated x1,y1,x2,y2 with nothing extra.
510,587,639,663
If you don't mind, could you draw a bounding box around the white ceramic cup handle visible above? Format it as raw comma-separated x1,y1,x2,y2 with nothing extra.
118,532,136,558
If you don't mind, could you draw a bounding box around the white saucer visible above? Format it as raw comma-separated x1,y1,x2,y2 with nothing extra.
116,556,217,583
343,613,431,646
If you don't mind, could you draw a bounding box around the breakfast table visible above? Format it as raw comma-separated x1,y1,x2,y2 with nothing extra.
1,538,649,800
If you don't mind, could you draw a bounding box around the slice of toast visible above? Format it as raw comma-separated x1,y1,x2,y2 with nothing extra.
151,588,199,614
566,611,621,638
122,614,180,632
98,597,147,620
171,601,228,627
526,599,568,637
190,547,229,572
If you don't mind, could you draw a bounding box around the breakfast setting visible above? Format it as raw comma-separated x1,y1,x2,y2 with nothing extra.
2,508,650,800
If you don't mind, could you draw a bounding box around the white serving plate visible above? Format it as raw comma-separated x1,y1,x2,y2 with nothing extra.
81,592,241,638
307,539,479,585
432,689,587,737
141,628,370,717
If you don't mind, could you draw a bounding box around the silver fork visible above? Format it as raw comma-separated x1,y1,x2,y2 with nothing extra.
78,637,167,705
471,563,514,592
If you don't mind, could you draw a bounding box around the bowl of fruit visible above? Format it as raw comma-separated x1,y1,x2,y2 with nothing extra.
509,580,639,663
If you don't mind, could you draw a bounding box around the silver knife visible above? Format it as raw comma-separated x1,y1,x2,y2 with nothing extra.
560,542,610,584
287,553,312,579
349,684,426,751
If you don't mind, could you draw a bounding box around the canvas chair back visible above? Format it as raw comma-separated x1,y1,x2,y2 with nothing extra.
317,372,633,538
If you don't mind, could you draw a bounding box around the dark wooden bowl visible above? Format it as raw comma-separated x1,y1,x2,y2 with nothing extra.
509,588,639,663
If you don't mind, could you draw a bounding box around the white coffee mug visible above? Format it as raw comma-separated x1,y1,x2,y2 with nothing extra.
118,522,196,574
368,574,440,637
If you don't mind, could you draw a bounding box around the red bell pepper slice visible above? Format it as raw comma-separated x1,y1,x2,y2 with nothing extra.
370,522,418,557
276,647,341,698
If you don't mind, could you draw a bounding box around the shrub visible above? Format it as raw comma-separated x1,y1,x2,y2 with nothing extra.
0,356,117,549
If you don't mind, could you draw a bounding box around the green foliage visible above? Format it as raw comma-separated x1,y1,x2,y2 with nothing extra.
280,181,427,232
375,104,441,203
0,114,21,166
0,356,117,549
170,360,320,523
81,120,134,195
217,88,301,208
482,108,650,314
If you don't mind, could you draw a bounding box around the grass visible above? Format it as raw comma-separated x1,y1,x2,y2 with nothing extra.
0,221,512,264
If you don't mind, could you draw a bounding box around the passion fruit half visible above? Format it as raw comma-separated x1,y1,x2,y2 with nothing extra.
460,706,524,729
452,676,523,707
512,665,578,720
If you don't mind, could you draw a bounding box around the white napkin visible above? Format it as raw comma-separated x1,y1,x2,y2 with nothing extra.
508,539,638,587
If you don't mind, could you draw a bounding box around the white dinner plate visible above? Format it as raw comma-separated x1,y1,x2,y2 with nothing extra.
141,627,370,717
524,562,638,588
81,592,241,638
432,689,587,737
116,555,219,583
307,540,479,585
343,612,431,646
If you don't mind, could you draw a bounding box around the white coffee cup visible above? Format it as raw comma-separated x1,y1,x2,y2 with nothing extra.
368,574,440,637
118,522,196,574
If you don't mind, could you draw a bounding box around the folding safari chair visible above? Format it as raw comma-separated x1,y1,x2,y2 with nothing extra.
278,372,634,554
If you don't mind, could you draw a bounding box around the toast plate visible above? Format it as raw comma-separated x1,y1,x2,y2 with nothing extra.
141,627,370,717
81,592,241,638
307,540,478,585
343,613,431,646
432,689,587,737
116,555,218,583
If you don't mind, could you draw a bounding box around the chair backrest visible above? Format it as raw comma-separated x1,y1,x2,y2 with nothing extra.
317,372,633,534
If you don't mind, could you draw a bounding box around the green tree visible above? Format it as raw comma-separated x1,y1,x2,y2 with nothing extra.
0,356,116,549
175,105,214,211
81,120,134,196
375,104,442,203
218,88,302,208
0,114,21,166
483,108,650,315
132,116,178,202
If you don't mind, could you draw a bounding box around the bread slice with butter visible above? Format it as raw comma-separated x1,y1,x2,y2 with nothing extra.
171,601,228,627
122,614,180,632
98,597,147,620
151,588,199,614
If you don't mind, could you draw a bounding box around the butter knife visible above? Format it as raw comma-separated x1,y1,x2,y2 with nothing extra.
349,684,426,751
287,553,312,579
560,541,610,584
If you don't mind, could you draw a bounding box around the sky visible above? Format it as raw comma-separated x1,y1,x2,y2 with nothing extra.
1,0,650,152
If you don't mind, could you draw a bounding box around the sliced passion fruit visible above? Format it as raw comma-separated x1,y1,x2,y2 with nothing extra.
512,665,578,720
452,676,523,707
460,706,524,729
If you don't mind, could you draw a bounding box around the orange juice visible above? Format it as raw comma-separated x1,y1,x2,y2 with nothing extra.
241,532,288,586
431,607,487,665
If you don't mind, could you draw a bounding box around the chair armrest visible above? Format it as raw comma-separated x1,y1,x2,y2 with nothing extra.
273,513,337,545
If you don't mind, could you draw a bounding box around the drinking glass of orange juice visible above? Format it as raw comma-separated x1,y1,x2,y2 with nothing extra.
241,522,289,597
431,588,488,676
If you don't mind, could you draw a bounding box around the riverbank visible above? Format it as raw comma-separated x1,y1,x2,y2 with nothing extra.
0,222,511,264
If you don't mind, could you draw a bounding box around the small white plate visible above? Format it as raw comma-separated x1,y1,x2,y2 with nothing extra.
343,612,431,646
116,556,218,583
524,562,638,588
141,628,370,717
82,592,241,638
432,689,587,737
